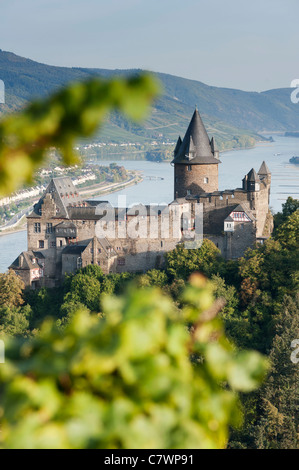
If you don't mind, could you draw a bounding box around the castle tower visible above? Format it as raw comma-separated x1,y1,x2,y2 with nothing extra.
258,160,271,204
258,160,271,186
172,108,220,198
245,168,260,192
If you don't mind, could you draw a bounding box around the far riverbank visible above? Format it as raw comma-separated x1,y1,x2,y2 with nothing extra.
0,170,142,236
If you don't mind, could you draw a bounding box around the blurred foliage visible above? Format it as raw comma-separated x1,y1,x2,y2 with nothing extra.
0,275,268,449
0,74,160,196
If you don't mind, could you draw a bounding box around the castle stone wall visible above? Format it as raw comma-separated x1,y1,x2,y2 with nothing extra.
174,164,218,198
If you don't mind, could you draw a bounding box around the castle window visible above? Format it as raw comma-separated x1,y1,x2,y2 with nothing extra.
50,241,56,248
187,190,191,196
39,240,44,248
224,221,234,232
204,177,209,184
34,223,41,233
118,257,125,266
46,223,53,234
77,257,82,269
187,165,192,172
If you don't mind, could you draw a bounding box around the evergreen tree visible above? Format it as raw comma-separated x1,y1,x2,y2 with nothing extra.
255,295,299,449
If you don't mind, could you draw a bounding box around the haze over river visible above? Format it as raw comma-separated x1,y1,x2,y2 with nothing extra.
0,135,298,272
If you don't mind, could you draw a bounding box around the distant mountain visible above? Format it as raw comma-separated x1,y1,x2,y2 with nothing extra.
0,50,298,149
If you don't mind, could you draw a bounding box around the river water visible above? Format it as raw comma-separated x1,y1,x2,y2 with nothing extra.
0,135,298,272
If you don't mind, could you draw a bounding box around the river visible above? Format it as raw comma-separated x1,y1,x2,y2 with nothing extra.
0,134,298,272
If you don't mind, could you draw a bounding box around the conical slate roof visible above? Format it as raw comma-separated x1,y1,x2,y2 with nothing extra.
247,168,259,182
174,136,182,156
258,161,271,175
172,109,220,165
210,137,217,153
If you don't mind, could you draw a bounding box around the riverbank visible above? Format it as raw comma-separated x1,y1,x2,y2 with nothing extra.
0,170,143,236
0,226,26,237
0,215,27,236
144,139,270,162
80,170,142,198
219,140,274,155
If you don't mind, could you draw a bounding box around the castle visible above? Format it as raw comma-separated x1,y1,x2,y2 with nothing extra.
10,109,273,288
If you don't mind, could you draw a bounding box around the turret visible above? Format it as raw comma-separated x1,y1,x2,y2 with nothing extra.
210,137,219,160
246,168,260,192
258,160,271,203
172,108,221,198
258,161,271,185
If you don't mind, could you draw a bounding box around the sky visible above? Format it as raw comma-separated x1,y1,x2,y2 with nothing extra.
1,0,299,91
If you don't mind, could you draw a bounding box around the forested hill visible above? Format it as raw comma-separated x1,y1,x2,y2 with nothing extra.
0,50,298,147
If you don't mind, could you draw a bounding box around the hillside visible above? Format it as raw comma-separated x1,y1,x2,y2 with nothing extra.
0,50,298,149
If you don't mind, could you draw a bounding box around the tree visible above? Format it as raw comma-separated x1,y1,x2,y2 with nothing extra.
255,295,299,449
275,210,299,250
165,239,224,281
0,270,25,309
24,286,65,329
273,197,299,232
63,273,102,313
0,304,32,338
137,269,168,288
211,274,239,319
0,276,268,449
79,264,104,281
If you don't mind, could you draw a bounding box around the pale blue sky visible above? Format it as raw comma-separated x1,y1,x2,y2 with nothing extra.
1,0,298,91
